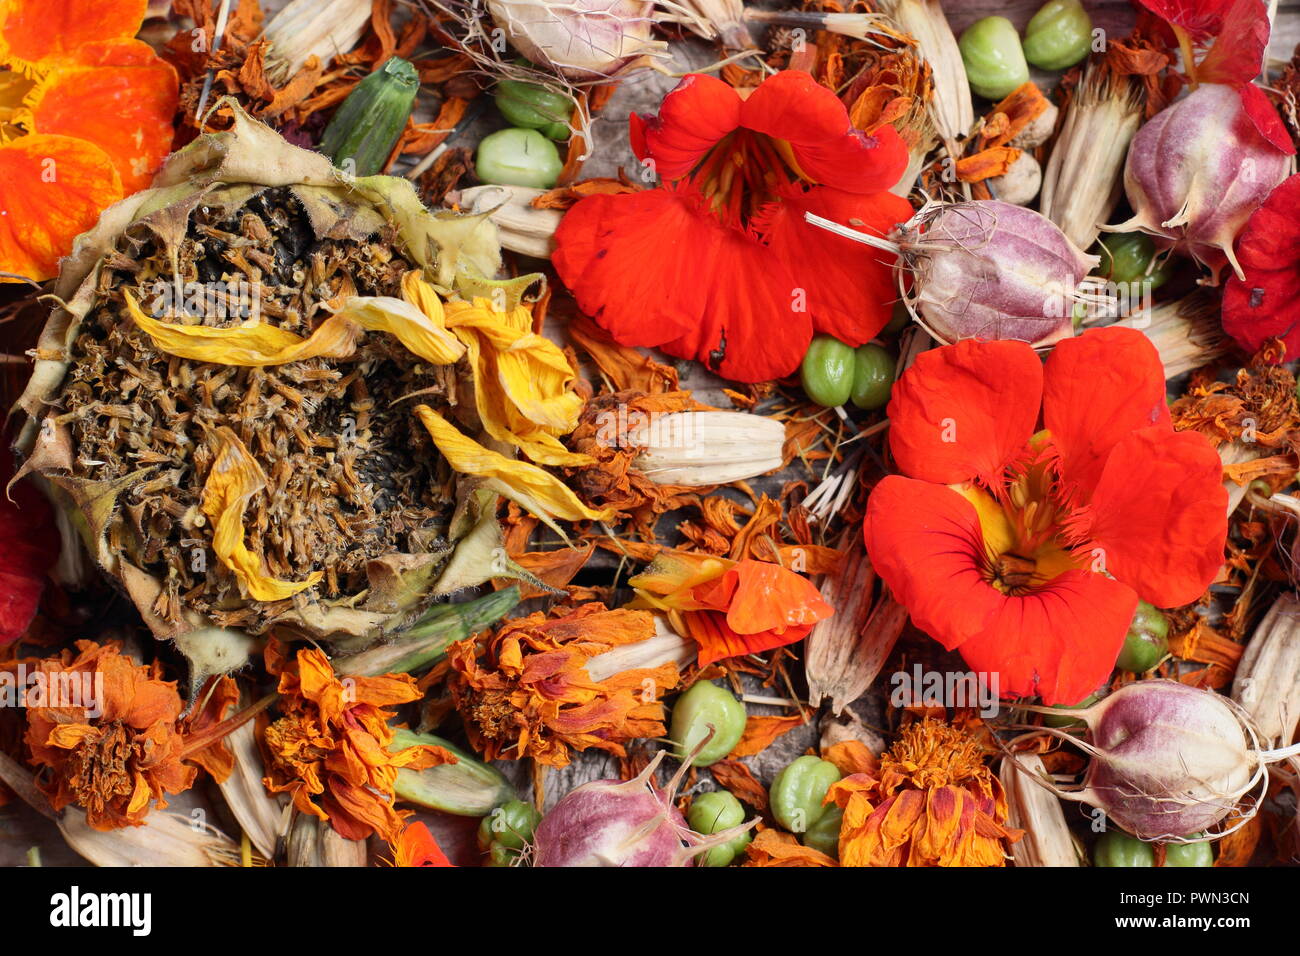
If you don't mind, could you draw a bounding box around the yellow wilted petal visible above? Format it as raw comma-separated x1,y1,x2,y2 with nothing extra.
202,427,323,601
413,405,613,535
123,290,361,366
333,288,465,365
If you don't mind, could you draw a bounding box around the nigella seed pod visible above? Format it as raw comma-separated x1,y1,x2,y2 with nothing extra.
1112,84,1290,282
808,199,1098,347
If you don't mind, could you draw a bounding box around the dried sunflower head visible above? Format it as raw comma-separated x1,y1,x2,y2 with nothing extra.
12,103,603,665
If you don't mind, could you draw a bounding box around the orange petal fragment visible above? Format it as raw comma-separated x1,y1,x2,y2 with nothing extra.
0,0,147,72
26,39,178,193
0,133,121,281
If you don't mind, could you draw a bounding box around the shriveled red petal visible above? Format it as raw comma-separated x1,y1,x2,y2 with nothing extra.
554,184,811,381
955,570,1137,705
683,608,814,667
0,0,147,70
26,39,178,193
394,821,454,867
758,184,914,346
1135,0,1235,39
1233,81,1295,155
633,73,741,181
0,133,122,282
1197,0,1271,86
0,460,57,644
1078,426,1227,608
1223,173,1300,356
863,476,1005,651
738,69,908,192
1042,327,1170,502
886,339,1042,486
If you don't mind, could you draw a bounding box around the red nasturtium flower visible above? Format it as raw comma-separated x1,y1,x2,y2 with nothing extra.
864,327,1227,705
553,70,913,383
0,0,178,282
629,551,833,665
1222,173,1300,358
391,821,454,867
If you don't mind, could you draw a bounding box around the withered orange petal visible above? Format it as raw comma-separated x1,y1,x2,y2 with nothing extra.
721,560,833,635
0,133,121,281
0,0,147,71
25,39,177,193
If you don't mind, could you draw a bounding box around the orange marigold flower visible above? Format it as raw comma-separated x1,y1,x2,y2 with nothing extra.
629,550,833,665
18,641,196,830
262,645,453,844
448,603,680,768
390,820,455,867
0,0,177,282
828,718,1021,867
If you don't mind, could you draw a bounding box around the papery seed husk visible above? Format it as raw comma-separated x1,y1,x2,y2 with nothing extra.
1233,593,1300,745
59,810,250,867
1000,753,1081,867
631,411,785,487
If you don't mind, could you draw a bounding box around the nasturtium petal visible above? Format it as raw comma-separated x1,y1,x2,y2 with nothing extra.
887,338,1042,486
0,0,147,72
413,405,614,534
201,428,323,602
25,39,178,192
0,133,121,281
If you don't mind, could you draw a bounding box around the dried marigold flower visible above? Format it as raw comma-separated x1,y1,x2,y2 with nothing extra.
827,718,1021,867
261,645,452,844
447,603,681,768
15,641,195,830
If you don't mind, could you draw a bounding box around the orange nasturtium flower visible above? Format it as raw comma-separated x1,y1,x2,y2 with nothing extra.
17,641,196,830
447,603,680,768
828,718,1020,867
262,646,454,844
864,327,1228,705
391,820,455,867
0,0,178,281
629,550,833,666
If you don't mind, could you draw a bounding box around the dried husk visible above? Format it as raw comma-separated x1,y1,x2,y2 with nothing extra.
1114,290,1226,379
285,810,367,867
629,411,785,487
1233,593,1300,746
461,184,563,259
1040,63,1143,251
59,810,251,867
217,719,288,860
262,0,373,83
999,753,1081,867
10,102,538,660
874,0,972,145
805,537,906,714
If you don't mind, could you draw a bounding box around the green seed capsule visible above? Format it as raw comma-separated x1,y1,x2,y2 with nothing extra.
770,755,843,834
1094,829,1155,867
1043,692,1100,728
959,17,1030,100
477,799,542,854
1115,600,1169,673
688,791,750,867
475,128,563,189
319,56,420,177
494,79,574,141
850,344,895,410
801,804,843,858
1094,233,1173,291
1163,835,1214,867
670,681,747,767
1022,0,1093,71
800,334,855,407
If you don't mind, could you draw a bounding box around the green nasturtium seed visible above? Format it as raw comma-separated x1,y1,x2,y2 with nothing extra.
494,79,574,141
801,804,843,858
670,681,747,767
1094,829,1155,867
478,799,542,865
1163,835,1214,867
850,344,895,410
1043,692,1100,728
475,127,564,189
959,17,1030,100
688,790,751,866
800,334,856,407
1022,0,1093,71
1115,599,1169,673
770,755,843,834
1094,233,1174,295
